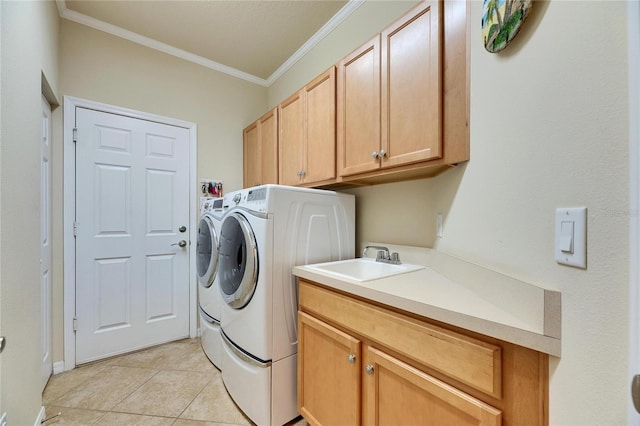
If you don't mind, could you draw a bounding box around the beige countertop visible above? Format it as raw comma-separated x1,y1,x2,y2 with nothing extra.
293,243,561,357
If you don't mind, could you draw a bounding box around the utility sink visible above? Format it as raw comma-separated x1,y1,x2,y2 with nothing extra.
305,258,425,282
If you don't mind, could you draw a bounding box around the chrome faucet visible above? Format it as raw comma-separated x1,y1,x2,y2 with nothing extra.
362,245,401,265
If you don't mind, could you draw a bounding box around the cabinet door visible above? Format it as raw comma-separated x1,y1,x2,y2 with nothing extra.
337,36,381,177
363,346,501,426
304,67,336,184
279,90,304,185
259,108,278,185
243,122,261,188
298,312,361,426
381,0,442,168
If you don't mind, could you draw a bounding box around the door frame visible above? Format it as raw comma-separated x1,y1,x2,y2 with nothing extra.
63,96,198,371
630,0,640,423
41,94,53,388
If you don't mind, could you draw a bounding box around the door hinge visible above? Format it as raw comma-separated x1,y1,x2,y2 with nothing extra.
73,221,79,237
72,127,77,143
73,316,78,332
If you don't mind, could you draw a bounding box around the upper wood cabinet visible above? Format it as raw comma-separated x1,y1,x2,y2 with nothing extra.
381,0,442,167
243,108,278,188
279,67,336,186
336,35,381,177
243,121,261,188
337,0,469,182
245,0,468,188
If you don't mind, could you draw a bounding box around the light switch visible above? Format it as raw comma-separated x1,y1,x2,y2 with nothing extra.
559,221,574,253
555,207,587,269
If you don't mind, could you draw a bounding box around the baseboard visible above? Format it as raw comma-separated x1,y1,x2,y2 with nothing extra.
34,406,45,426
53,361,66,374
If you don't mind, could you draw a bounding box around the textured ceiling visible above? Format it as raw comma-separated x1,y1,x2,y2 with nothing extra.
63,0,348,81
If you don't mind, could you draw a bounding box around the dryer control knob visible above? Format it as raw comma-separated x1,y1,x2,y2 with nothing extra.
233,193,242,204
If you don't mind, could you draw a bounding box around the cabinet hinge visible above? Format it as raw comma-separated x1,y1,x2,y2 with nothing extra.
73,221,79,237
73,316,78,332
72,127,77,143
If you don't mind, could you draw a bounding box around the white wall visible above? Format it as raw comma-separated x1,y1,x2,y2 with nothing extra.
0,0,59,423
269,1,631,424
54,19,268,363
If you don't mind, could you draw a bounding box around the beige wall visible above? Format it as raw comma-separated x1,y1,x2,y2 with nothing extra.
269,1,631,424
0,0,59,423
55,20,268,363
59,19,267,193
267,1,419,109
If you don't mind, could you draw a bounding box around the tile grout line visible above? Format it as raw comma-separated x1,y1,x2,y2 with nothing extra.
103,365,163,412
44,339,239,425
173,370,217,423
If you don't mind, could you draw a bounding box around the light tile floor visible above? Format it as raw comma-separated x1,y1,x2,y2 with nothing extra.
43,338,304,426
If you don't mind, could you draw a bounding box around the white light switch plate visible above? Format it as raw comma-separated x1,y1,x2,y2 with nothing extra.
555,207,587,269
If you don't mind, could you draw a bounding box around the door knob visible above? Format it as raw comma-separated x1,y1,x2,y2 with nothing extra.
347,354,356,364
379,149,387,158
365,364,374,375
0,336,5,354
178,226,187,233
632,375,640,413
371,151,379,159
171,240,187,248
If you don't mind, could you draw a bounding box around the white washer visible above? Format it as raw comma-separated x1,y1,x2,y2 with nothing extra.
218,185,355,426
196,196,225,369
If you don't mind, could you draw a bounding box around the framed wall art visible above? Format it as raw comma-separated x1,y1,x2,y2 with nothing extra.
482,0,533,53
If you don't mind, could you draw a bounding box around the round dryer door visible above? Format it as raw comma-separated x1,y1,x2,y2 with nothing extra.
196,215,219,288
218,212,258,309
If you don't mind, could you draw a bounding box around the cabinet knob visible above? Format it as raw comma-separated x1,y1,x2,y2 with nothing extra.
379,150,387,158
365,364,374,375
347,354,356,364
371,151,379,159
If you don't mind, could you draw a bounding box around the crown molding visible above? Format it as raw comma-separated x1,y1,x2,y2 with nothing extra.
265,0,365,86
56,0,267,86
56,0,364,88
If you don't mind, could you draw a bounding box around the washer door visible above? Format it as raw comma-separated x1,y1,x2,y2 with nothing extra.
196,215,219,288
218,212,258,309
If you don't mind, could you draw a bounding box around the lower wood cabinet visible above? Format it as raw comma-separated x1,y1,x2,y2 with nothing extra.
298,312,361,425
297,279,548,426
363,347,501,426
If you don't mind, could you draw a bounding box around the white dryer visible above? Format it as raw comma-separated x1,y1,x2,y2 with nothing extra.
196,196,225,369
218,185,355,426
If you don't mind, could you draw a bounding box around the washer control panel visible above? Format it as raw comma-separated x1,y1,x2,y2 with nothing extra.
247,187,267,202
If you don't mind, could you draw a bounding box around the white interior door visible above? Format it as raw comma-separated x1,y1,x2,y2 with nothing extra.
75,107,190,363
41,95,52,390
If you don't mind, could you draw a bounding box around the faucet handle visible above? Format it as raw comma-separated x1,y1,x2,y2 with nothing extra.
390,252,400,264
